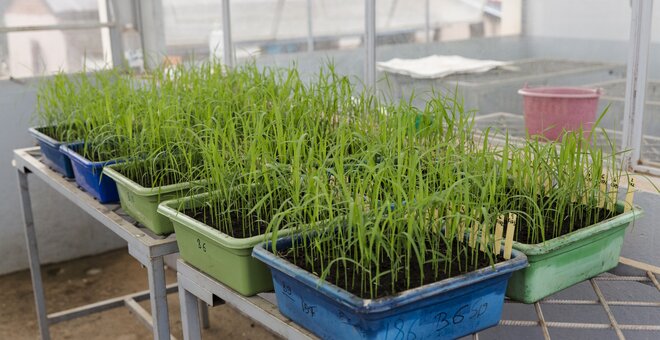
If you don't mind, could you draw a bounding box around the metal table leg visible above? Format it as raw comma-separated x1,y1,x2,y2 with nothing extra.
178,274,202,340
147,256,172,340
199,301,210,329
17,169,51,340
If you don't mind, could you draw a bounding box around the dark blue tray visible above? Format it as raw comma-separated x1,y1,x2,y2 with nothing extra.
28,127,75,178
60,143,121,203
253,234,528,340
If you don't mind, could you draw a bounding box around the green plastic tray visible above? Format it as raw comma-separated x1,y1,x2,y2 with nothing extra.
506,202,643,303
103,164,198,235
157,191,296,296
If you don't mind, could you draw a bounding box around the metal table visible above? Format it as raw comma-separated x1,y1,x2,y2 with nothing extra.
13,147,179,340
176,259,316,340
177,258,660,340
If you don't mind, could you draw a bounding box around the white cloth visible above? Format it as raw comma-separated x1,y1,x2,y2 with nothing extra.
376,55,511,79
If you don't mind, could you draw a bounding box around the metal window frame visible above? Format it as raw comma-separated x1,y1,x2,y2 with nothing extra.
365,0,376,89
0,1,122,70
623,0,657,176
222,0,234,67
361,0,660,176
137,0,166,70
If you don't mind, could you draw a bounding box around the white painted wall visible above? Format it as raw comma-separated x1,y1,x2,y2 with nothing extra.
524,0,660,42
0,78,124,275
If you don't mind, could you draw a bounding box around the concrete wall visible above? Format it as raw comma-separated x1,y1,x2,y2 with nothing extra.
0,78,124,275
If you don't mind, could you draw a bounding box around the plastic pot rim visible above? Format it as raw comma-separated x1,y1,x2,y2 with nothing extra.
252,233,528,315
157,190,298,250
512,202,643,256
103,162,204,196
28,126,80,147
59,142,123,168
518,86,601,99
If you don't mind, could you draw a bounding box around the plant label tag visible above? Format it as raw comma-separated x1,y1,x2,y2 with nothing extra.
599,173,607,208
469,211,480,248
494,214,504,255
544,177,552,194
608,178,619,212
583,173,592,204
480,222,488,252
625,177,636,212
504,213,517,260
469,223,478,248
457,205,466,242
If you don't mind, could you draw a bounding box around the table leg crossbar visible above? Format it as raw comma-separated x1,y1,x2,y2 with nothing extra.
47,283,178,326
176,258,660,340
14,149,182,340
177,260,316,340
13,147,660,340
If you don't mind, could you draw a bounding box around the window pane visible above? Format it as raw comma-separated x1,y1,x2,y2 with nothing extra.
638,5,660,165
233,0,365,84
3,29,106,78
162,0,223,61
1,0,100,27
376,0,630,155
0,0,103,78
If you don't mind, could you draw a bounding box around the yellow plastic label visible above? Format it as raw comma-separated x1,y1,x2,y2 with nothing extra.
504,213,517,260
494,214,504,255
544,177,552,194
470,217,479,248
608,178,618,212
480,222,488,252
583,173,592,204
457,205,466,242
625,178,636,212
599,173,607,208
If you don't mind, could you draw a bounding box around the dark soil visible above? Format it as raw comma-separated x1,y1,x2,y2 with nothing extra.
184,206,272,239
37,125,74,142
280,240,505,299
37,126,60,139
77,145,123,163
115,165,189,188
509,203,618,245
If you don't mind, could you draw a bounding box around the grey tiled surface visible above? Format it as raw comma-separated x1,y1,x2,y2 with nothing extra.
461,264,660,340
459,112,660,339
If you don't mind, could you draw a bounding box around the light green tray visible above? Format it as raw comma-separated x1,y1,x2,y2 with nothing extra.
104,164,198,235
157,191,296,296
506,202,643,303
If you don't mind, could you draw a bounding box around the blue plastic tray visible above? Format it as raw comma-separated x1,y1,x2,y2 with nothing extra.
28,127,75,178
60,143,121,203
253,235,528,340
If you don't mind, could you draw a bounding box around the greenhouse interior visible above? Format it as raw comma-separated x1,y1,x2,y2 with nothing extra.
1,0,660,339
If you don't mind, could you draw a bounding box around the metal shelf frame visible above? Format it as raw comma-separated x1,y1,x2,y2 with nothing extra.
14,146,660,340
177,258,660,340
13,147,179,340
176,259,316,340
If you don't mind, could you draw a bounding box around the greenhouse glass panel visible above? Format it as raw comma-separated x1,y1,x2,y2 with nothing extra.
162,0,224,62
374,0,632,157
232,0,366,84
638,4,660,166
0,0,104,78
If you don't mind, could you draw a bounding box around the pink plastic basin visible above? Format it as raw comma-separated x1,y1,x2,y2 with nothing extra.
518,87,601,141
